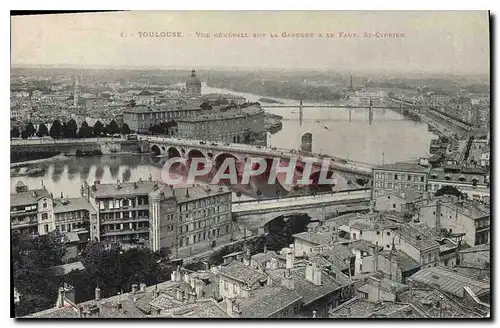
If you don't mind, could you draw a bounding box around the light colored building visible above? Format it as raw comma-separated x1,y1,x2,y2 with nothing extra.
53,197,97,234
122,104,205,134
176,105,266,143
374,188,423,215
427,167,489,203
416,197,490,247
10,182,54,235
372,162,429,199
85,180,232,253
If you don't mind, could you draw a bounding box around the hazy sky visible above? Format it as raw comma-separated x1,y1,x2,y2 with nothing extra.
11,11,490,74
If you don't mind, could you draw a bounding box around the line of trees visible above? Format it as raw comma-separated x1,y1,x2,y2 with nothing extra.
11,119,131,139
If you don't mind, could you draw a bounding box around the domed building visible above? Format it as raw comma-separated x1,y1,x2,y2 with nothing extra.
185,69,202,97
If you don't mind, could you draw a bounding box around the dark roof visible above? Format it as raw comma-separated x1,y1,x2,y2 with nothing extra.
378,250,421,272
11,188,51,207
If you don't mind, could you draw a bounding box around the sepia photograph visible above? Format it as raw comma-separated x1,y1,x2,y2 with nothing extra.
10,10,491,319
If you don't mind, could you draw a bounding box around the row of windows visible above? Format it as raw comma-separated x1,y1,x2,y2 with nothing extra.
374,172,425,182
178,216,229,234
373,181,426,190
99,210,149,221
178,225,230,247
55,210,87,221
56,222,87,232
179,196,229,212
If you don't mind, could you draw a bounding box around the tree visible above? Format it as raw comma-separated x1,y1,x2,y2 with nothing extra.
12,231,68,317
25,122,36,137
36,123,48,137
64,119,78,139
49,120,63,139
78,121,92,138
121,123,131,135
435,185,463,199
21,129,29,139
200,102,212,110
106,119,119,135
93,121,104,137
11,126,20,138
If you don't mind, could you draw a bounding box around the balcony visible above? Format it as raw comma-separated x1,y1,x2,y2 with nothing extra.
101,227,150,237
99,204,149,213
101,216,150,224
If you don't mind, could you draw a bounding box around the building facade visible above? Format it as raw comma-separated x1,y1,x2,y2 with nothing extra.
85,180,233,253
176,106,266,143
10,182,54,235
372,162,429,199
123,104,205,134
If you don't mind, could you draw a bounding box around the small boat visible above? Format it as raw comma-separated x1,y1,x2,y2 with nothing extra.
26,166,45,176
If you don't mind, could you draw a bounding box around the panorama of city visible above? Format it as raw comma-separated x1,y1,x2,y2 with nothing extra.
11,11,490,319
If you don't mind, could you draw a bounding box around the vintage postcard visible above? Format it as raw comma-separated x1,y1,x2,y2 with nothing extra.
10,11,490,319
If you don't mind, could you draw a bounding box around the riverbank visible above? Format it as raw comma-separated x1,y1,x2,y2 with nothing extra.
10,153,71,168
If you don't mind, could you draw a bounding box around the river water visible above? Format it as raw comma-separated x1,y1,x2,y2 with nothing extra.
10,83,435,198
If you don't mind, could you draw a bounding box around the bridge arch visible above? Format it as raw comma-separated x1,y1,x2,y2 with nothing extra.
151,144,161,156
166,146,181,158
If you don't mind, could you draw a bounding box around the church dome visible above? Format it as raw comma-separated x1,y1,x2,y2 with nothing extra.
186,70,201,87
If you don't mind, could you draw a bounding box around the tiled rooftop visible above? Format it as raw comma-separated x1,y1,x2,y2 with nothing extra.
11,188,50,207
53,197,96,214
225,286,302,318
409,266,490,298
374,162,429,173
378,250,421,272
218,261,267,286
268,265,351,306
177,106,264,123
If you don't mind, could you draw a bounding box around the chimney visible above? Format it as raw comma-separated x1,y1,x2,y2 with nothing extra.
95,287,101,301
131,284,138,294
312,263,322,285
195,281,203,298
176,288,184,301
281,270,295,290
240,285,251,298
171,270,177,281
140,283,146,293
285,248,295,269
56,287,65,307
305,263,314,283
185,188,190,198
243,248,251,266
312,310,317,318
435,200,442,229
188,291,196,304
134,182,138,189
270,258,278,270
226,298,234,316
263,244,268,254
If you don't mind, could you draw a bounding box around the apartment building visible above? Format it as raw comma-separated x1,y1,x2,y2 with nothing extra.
372,162,429,199
84,180,232,252
10,182,54,235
